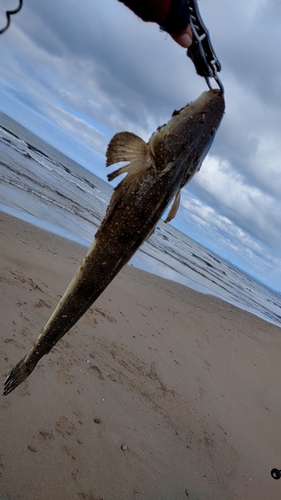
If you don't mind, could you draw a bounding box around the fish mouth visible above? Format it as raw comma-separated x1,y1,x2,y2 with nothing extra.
173,89,222,117
149,89,225,164
170,89,224,125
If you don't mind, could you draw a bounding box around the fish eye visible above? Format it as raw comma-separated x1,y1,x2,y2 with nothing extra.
210,128,216,136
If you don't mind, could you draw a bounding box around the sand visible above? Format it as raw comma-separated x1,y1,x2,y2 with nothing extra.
0,210,281,500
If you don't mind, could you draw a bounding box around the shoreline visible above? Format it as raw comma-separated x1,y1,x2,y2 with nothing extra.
0,205,279,329
1,210,281,499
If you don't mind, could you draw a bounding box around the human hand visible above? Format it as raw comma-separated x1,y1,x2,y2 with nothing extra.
170,24,193,48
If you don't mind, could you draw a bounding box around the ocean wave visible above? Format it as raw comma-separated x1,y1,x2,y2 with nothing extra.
0,117,280,328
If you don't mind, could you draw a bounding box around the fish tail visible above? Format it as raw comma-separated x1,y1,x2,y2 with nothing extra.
3,356,36,395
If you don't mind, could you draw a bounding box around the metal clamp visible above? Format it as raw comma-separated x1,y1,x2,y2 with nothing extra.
186,0,224,94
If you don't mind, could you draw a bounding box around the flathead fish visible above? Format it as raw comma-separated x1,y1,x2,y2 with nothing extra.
3,89,225,395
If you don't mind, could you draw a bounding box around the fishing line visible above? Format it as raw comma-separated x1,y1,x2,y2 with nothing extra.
0,0,23,34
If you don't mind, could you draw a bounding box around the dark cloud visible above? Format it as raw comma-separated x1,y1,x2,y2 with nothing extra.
1,0,280,290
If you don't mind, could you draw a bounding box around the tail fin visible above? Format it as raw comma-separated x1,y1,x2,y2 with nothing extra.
3,356,35,395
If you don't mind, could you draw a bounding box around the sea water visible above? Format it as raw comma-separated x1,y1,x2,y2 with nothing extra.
0,111,280,328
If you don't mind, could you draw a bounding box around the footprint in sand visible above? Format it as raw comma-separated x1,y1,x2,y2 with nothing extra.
33,298,52,309
88,365,104,380
29,428,54,452
4,338,25,349
27,444,38,453
37,429,55,441
95,307,117,323
55,416,76,437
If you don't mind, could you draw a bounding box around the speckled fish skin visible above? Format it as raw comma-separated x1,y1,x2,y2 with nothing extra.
3,89,225,395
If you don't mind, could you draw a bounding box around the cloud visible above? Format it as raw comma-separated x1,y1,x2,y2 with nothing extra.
1,0,280,291
180,187,281,290
189,154,280,252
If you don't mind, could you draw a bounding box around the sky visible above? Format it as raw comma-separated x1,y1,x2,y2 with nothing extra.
0,0,280,292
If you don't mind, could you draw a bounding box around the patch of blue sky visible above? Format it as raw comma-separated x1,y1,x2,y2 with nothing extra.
57,101,112,140
0,88,105,177
0,89,47,135
169,206,278,291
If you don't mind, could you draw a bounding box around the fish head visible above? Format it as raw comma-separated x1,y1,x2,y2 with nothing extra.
148,89,225,175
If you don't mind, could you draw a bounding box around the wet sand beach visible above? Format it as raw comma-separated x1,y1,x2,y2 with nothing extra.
1,210,281,500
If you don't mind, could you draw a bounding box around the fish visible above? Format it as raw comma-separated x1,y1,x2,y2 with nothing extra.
3,89,225,395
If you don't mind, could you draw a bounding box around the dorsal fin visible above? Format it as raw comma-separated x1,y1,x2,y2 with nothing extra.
164,191,181,223
106,131,154,182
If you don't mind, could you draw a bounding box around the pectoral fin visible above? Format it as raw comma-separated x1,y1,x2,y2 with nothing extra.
164,191,181,223
106,132,154,182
